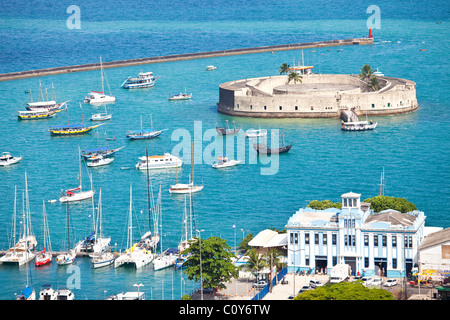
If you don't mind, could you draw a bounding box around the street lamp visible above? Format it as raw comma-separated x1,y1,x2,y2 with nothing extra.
196,229,205,300
133,283,144,300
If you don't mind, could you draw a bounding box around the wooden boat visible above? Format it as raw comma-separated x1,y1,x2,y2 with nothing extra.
253,131,293,155
216,120,240,135
18,107,64,120
126,115,167,140
49,104,104,136
25,82,68,111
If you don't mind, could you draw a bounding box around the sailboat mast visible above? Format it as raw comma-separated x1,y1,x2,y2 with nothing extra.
13,186,17,253
66,202,70,251
78,146,82,191
191,141,194,185
128,185,133,248
100,57,104,94
145,147,152,239
42,200,47,250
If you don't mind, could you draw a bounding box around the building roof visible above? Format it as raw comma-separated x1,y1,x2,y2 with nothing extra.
248,229,278,247
364,209,416,228
264,233,288,248
341,192,361,198
420,228,450,250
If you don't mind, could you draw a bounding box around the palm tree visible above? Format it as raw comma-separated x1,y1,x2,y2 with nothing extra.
245,248,268,277
359,64,373,82
287,71,303,84
279,63,290,75
264,248,284,271
369,75,380,91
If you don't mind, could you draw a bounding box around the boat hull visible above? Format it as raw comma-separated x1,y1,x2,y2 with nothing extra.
59,190,94,203
254,143,293,155
169,185,204,194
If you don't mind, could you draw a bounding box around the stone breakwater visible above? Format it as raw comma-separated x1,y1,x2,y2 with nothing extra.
217,73,418,118
0,37,373,81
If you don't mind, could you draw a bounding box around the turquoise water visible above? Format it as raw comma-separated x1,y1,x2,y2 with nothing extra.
0,0,449,300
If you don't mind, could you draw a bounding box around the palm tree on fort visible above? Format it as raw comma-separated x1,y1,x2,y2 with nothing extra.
279,63,290,75
288,71,303,84
359,64,374,81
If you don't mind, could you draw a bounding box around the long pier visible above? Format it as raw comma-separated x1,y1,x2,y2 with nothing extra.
0,37,373,82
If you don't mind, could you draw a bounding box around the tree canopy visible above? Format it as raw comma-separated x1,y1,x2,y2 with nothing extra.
183,236,238,290
294,281,394,300
307,200,342,210
363,195,417,213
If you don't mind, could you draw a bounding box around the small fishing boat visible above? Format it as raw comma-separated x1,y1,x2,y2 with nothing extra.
18,108,64,120
253,131,293,155
90,105,112,121
341,120,377,131
206,65,217,71
212,156,241,169
86,155,114,167
135,153,183,170
121,72,158,89
168,90,192,101
38,284,57,300
245,127,267,138
0,152,22,166
126,115,167,140
216,120,240,135
84,58,115,104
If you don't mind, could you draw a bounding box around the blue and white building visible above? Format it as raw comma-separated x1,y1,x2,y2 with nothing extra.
286,192,427,278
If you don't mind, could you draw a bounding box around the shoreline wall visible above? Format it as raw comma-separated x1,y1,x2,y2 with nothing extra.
0,37,373,82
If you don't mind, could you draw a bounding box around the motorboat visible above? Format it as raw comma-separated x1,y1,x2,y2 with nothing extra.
341,120,377,131
206,65,217,71
84,57,115,104
245,128,267,138
0,152,22,166
56,287,75,300
86,155,114,167
135,153,183,170
153,248,180,271
107,292,145,300
168,91,192,101
38,284,57,300
121,72,157,89
212,156,241,169
15,286,36,300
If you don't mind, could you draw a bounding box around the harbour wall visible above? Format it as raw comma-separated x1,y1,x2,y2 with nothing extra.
217,74,418,118
0,37,373,82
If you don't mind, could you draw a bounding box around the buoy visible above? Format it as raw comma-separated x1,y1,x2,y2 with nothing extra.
369,28,373,38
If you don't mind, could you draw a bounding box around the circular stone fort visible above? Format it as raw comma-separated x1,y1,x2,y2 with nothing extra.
217,72,418,119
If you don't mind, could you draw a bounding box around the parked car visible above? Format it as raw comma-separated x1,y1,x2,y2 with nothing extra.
252,279,268,288
309,279,323,288
361,277,374,286
298,285,311,293
371,277,383,286
352,275,363,282
384,279,398,287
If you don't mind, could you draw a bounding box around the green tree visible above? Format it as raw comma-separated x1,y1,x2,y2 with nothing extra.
370,75,380,90
183,236,238,290
264,248,285,271
245,248,268,277
287,71,302,84
363,195,417,213
359,64,374,82
294,281,394,300
237,232,253,253
279,63,290,75
307,200,342,210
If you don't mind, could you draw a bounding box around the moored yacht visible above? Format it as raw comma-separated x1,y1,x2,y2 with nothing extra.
135,153,183,170
0,152,22,166
121,72,157,89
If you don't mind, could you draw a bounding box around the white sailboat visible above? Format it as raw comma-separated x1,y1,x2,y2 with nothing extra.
175,194,195,269
35,200,53,266
114,185,154,269
84,57,115,104
91,188,116,268
90,105,112,121
60,146,94,203
55,202,76,265
169,143,204,194
0,177,37,266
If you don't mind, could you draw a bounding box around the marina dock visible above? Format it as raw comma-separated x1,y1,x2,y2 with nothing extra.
0,37,373,82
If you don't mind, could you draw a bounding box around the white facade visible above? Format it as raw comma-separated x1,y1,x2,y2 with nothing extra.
419,228,450,281
286,192,427,278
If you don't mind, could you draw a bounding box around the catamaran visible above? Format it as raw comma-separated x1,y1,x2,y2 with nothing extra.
60,147,94,203
121,72,158,89
126,115,167,140
114,185,154,269
35,200,53,267
84,57,115,104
